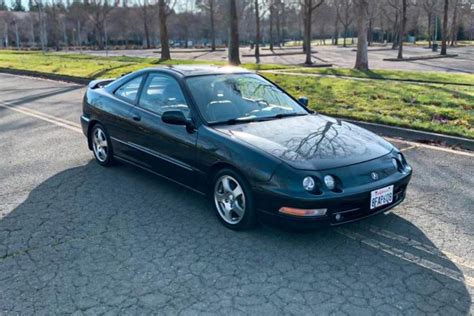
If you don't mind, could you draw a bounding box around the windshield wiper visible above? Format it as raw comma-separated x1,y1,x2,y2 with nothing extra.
209,116,258,126
271,112,308,119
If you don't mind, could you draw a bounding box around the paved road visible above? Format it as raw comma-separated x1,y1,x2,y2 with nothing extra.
0,74,473,314
83,45,474,74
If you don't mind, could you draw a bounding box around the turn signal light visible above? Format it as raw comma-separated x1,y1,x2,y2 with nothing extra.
279,207,327,217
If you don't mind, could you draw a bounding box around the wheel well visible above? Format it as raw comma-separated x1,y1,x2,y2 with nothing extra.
87,120,99,150
208,162,236,184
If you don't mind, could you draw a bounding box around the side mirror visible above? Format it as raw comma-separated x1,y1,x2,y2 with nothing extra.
162,110,188,125
162,110,195,132
298,96,309,107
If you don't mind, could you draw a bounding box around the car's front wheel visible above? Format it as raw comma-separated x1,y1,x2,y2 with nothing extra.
91,123,114,167
213,169,257,230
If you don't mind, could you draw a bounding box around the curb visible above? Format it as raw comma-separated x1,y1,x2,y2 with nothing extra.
383,54,458,62
341,118,474,151
1,68,472,151
0,68,91,85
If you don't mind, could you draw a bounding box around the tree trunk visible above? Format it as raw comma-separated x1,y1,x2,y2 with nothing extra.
254,0,260,64
143,6,151,49
210,0,216,51
355,0,369,70
391,11,399,50
304,3,312,64
269,1,274,50
159,0,171,61
397,0,407,59
450,0,458,47
343,26,347,47
333,9,339,45
228,0,240,65
275,0,281,47
440,0,448,55
368,19,372,46
427,12,432,48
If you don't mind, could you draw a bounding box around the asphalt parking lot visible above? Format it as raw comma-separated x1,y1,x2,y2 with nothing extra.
84,45,474,73
0,73,473,314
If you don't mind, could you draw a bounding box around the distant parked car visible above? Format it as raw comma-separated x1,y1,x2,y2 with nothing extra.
81,66,412,230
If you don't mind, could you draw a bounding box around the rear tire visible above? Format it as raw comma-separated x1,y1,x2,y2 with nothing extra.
91,123,114,167
212,168,257,230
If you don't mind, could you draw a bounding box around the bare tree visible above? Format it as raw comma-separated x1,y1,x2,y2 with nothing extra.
254,0,261,63
338,0,353,47
139,0,152,49
354,0,369,70
421,0,438,48
397,0,407,59
301,0,325,64
366,0,379,46
228,0,240,65
86,0,113,50
158,0,175,61
440,0,448,54
450,0,460,46
268,0,275,49
333,0,341,45
197,0,216,50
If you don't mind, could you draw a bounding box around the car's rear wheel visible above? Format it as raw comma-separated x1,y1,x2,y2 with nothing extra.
213,169,257,230
91,123,113,167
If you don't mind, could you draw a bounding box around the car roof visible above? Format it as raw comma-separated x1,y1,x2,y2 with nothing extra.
144,65,253,77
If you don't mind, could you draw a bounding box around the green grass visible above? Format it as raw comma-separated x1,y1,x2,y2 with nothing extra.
265,73,474,139
0,50,290,79
282,68,474,86
0,50,472,138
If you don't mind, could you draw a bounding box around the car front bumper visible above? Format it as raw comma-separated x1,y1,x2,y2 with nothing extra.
254,171,411,229
80,115,90,137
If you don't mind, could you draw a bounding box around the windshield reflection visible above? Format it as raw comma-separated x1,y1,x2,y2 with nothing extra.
186,74,308,124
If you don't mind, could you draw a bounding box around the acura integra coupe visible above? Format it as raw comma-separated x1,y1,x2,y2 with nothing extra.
81,65,412,230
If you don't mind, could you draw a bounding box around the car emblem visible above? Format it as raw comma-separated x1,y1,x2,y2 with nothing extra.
371,172,379,181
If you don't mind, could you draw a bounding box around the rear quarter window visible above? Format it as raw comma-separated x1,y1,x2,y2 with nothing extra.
114,76,143,103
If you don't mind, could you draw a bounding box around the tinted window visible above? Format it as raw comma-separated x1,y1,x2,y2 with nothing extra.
114,76,143,103
138,74,190,118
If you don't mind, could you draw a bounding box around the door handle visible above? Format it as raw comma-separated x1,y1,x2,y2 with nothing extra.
132,113,141,121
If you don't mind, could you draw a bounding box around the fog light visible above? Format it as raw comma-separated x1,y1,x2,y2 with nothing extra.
324,175,335,190
302,176,315,191
279,207,327,217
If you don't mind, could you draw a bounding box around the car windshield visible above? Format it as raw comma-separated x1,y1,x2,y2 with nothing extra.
186,74,308,124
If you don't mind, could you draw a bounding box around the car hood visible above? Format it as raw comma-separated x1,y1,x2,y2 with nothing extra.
214,114,394,170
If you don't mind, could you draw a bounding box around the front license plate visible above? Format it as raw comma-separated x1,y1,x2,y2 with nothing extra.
370,185,394,210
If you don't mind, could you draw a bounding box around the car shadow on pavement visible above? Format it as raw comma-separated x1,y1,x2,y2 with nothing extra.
0,160,471,314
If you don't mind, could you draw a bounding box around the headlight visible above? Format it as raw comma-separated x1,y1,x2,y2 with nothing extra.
302,176,315,191
324,175,335,190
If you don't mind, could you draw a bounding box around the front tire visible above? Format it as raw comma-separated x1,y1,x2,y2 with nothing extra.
212,168,257,230
91,123,114,167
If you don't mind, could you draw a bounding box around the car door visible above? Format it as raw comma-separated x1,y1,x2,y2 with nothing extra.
102,75,145,160
126,72,198,188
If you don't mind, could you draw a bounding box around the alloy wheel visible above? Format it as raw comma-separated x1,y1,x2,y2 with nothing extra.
92,127,108,163
214,175,246,225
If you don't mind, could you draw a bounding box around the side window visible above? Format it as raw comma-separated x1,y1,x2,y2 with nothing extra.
114,76,143,103
138,74,190,118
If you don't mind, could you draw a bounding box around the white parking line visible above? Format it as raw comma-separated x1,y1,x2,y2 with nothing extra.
384,137,474,157
0,101,82,134
338,228,474,288
367,225,474,270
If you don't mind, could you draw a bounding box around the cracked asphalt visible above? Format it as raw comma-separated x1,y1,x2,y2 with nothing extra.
0,73,473,315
